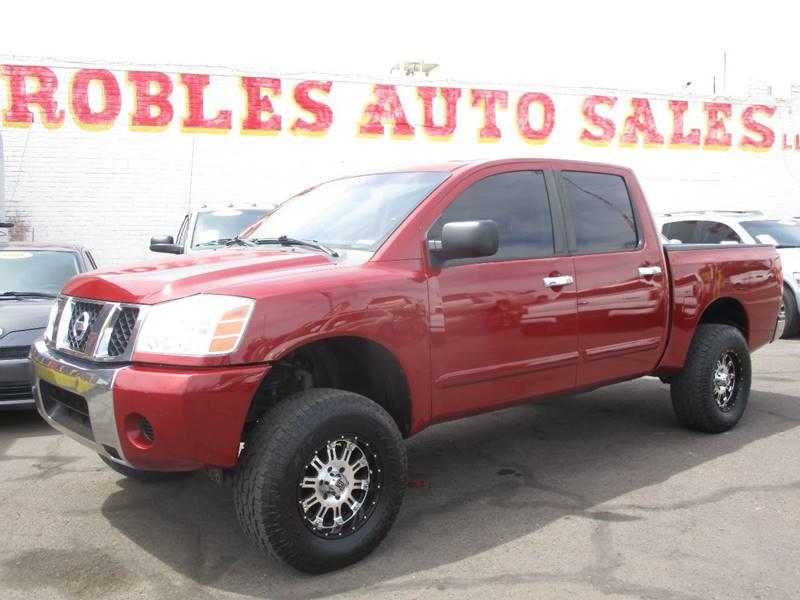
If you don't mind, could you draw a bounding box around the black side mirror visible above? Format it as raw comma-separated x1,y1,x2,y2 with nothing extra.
429,220,500,263
149,235,183,254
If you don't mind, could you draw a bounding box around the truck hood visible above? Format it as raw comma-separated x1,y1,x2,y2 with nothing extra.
62,248,337,304
0,297,53,339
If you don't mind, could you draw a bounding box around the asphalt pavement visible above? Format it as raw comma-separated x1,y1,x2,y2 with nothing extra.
1,339,799,599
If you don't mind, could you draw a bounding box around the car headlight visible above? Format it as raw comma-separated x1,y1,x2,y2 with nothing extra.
44,302,59,343
135,294,255,356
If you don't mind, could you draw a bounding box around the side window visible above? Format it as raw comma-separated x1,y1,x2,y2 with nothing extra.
430,170,554,262
561,171,639,253
175,215,190,246
697,221,741,243
663,220,700,243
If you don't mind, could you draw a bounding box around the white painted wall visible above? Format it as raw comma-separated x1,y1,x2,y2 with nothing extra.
2,60,800,267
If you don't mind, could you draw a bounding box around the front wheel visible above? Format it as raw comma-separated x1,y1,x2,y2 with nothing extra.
670,324,751,433
234,388,407,573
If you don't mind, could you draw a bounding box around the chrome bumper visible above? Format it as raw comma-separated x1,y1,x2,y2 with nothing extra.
30,338,133,467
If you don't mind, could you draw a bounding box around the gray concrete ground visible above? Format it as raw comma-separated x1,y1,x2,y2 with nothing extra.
1,340,799,599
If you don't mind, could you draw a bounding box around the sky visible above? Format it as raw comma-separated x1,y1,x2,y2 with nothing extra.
1,0,799,98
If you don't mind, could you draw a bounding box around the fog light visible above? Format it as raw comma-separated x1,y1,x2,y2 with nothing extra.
125,413,154,448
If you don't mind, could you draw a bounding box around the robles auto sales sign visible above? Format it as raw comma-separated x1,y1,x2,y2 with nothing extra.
2,64,800,152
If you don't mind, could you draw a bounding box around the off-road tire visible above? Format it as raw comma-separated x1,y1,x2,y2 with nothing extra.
670,324,751,433
782,285,799,339
99,455,192,482
234,388,407,573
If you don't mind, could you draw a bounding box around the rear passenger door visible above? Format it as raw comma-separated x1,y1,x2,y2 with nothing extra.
428,168,578,421
558,170,669,387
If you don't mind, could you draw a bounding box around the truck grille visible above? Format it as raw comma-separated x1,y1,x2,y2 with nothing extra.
107,307,139,357
0,346,30,360
53,297,144,361
65,300,103,353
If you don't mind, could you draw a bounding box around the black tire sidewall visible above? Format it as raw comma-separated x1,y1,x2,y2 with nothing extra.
238,390,407,572
703,332,750,428
782,285,799,338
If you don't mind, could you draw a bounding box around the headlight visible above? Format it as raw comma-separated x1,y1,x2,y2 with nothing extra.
135,295,255,356
44,302,59,343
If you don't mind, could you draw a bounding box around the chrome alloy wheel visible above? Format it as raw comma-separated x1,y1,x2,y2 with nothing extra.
712,351,739,412
297,436,381,539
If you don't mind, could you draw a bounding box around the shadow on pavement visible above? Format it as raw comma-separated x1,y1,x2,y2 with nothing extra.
0,410,56,456
99,380,800,598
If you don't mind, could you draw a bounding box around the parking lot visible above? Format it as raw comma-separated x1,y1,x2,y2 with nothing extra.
1,339,798,600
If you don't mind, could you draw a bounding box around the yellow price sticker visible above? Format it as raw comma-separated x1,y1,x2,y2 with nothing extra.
0,251,33,260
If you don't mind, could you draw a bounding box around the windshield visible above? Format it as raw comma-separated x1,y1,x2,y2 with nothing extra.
0,250,79,295
192,208,269,247
243,171,450,251
741,219,800,247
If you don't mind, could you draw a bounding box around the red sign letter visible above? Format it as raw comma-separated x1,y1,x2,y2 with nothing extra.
516,92,555,143
668,100,701,147
359,84,414,137
471,89,508,141
417,87,461,139
241,77,281,134
291,80,333,135
703,102,732,149
180,73,232,132
127,71,173,129
70,69,121,130
1,65,64,128
580,96,616,145
740,104,776,151
619,98,664,146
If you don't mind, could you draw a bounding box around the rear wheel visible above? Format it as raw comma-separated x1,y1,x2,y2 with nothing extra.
782,285,799,338
99,455,191,483
234,388,407,573
670,324,751,433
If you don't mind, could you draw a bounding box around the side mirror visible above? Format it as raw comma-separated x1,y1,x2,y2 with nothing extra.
149,235,183,254
429,220,500,262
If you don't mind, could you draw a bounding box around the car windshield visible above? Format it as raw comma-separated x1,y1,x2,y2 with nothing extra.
741,219,800,248
192,208,269,247
0,250,79,296
242,171,450,252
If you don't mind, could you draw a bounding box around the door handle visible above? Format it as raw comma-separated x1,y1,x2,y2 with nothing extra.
543,275,574,288
638,266,662,277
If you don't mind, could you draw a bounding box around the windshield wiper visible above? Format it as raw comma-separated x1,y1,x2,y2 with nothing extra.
0,291,58,298
776,244,800,249
224,235,256,248
250,236,339,257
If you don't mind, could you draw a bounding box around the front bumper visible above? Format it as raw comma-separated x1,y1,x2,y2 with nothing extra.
31,339,270,471
0,356,35,409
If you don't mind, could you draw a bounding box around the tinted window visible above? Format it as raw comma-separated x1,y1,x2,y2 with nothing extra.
741,219,800,247
430,171,554,262
697,221,741,243
562,172,638,252
0,251,79,295
662,220,700,243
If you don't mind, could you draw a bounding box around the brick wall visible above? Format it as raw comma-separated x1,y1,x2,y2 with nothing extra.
2,60,800,267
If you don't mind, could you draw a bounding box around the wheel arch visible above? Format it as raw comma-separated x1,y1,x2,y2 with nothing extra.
698,296,749,343
246,335,413,437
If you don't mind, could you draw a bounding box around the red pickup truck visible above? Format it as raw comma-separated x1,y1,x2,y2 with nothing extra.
31,159,784,573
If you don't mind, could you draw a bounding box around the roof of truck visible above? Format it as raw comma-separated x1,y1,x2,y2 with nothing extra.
0,241,88,253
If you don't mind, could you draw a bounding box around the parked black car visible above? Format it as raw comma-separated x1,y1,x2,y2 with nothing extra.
0,242,96,409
